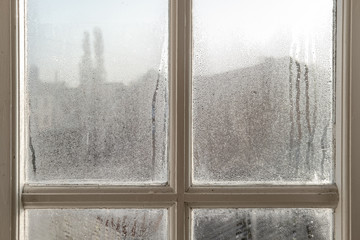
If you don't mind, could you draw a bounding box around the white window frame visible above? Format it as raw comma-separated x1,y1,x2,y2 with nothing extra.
0,0,359,239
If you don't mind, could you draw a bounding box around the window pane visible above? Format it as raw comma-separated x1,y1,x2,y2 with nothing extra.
192,0,334,184
26,0,169,184
25,209,168,240
192,208,333,240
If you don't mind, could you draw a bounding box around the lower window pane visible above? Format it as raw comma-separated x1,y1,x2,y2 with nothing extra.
192,208,333,240
25,209,168,240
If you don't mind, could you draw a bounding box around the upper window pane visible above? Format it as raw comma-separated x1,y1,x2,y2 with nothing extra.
26,0,169,184
192,0,334,184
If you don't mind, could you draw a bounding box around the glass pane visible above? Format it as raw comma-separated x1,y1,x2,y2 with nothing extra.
25,209,168,240
192,208,333,240
192,0,334,184
26,0,169,184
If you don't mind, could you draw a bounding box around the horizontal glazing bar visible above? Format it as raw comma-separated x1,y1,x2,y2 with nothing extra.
23,185,338,209
22,193,178,209
23,185,174,194
187,184,338,194
185,197,337,208
185,185,338,208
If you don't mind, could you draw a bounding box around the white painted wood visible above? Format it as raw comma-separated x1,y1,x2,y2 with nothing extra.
185,185,338,208
23,185,174,193
22,193,177,209
185,204,191,240
22,185,338,208
175,0,188,238
2,0,360,239
188,185,338,193
169,1,177,239
0,0,12,239
184,194,338,208
350,0,360,239
335,0,350,239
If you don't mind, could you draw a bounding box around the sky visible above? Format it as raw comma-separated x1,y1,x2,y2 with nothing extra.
27,0,334,86
193,0,334,76
27,0,168,86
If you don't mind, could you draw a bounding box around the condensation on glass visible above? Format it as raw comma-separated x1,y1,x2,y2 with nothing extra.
192,208,333,240
26,0,169,184
192,0,335,184
25,209,168,240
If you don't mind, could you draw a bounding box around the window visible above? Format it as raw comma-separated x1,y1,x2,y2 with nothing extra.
1,0,360,239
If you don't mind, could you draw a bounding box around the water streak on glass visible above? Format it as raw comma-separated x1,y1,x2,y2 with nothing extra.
192,208,333,240
26,209,168,240
192,0,335,184
26,0,169,184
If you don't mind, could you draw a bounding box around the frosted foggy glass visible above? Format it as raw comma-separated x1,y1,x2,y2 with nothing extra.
192,209,333,240
26,209,168,240
192,0,334,184
26,0,169,184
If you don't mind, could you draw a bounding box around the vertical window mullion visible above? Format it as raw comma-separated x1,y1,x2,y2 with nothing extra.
175,0,191,238
335,0,349,239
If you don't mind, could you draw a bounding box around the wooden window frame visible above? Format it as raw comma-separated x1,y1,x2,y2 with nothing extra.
0,0,359,239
